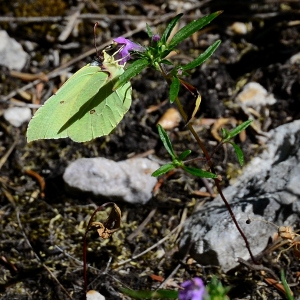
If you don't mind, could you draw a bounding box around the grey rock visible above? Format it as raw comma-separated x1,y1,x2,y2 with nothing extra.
4,107,32,127
63,157,159,204
179,120,300,271
0,30,28,70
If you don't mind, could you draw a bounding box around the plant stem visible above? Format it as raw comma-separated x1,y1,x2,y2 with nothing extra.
174,91,257,263
83,202,115,297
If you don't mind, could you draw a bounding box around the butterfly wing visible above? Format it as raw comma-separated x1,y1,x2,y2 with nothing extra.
27,65,107,142
27,53,132,143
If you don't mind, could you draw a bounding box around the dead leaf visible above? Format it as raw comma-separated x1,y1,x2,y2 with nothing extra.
179,79,201,123
264,277,293,297
91,203,121,239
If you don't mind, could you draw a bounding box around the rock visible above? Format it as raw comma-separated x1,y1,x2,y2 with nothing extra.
236,82,277,133
227,22,252,35
63,157,159,204
157,107,181,130
4,107,32,127
179,120,300,272
0,30,28,71
289,52,300,64
86,290,105,300
236,82,276,110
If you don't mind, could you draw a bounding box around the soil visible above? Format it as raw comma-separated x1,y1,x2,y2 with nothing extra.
0,1,300,299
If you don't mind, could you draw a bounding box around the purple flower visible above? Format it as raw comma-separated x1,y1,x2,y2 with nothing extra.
179,278,207,300
113,37,144,64
152,34,161,42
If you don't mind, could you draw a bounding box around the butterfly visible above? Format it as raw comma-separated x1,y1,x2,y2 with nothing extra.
27,49,132,142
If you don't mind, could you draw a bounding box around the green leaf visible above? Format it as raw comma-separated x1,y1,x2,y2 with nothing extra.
167,11,222,50
223,120,253,142
113,58,149,90
178,150,191,161
183,166,217,178
120,287,178,299
229,142,244,166
157,124,176,159
146,23,153,38
182,40,221,71
280,270,294,300
206,276,231,299
27,51,132,142
152,163,176,177
169,77,180,103
161,13,183,44
221,128,230,140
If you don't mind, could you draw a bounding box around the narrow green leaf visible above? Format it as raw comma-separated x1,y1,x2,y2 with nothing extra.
120,287,178,299
229,142,244,166
161,13,183,44
113,58,149,90
152,163,176,177
223,120,253,142
280,270,294,300
169,77,180,103
168,11,222,50
182,40,221,71
157,124,176,159
178,150,191,161
146,23,153,38
183,166,217,178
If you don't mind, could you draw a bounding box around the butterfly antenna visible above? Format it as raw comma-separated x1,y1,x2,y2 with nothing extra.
94,22,100,59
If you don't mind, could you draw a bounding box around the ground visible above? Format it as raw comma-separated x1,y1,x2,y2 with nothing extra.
0,0,300,299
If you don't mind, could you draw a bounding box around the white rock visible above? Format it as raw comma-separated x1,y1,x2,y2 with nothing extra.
289,52,300,64
0,30,28,70
236,82,276,110
180,120,300,271
228,22,249,35
63,157,159,204
86,290,105,300
4,107,32,127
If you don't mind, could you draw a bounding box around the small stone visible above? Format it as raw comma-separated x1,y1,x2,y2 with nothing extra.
0,30,28,71
236,82,276,110
227,22,252,35
86,290,105,300
63,157,159,204
289,52,300,64
4,107,32,127
157,107,181,130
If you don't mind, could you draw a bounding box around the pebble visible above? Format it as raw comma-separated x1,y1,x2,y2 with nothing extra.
236,82,276,110
227,22,252,35
157,107,181,130
0,30,28,70
4,107,32,127
86,290,105,300
289,52,300,64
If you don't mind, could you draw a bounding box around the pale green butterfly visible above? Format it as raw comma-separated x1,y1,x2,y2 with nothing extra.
27,47,132,143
